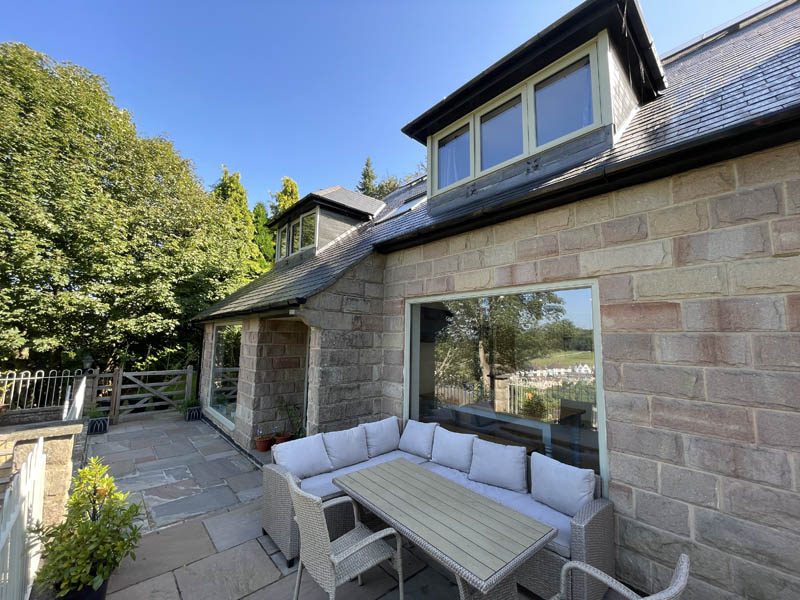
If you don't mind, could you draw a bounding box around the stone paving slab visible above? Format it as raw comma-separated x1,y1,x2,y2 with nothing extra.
173,539,280,600
151,484,238,527
202,501,262,552
107,572,180,600
246,562,398,600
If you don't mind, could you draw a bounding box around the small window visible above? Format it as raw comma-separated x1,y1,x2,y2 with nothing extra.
279,226,287,258
481,95,523,170
301,212,316,248
275,229,283,259
290,221,300,254
535,56,593,146
437,124,470,190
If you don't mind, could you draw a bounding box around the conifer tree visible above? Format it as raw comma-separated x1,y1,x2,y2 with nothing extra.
270,176,300,217
252,201,274,265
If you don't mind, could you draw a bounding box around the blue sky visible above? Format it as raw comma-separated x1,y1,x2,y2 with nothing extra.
3,0,764,207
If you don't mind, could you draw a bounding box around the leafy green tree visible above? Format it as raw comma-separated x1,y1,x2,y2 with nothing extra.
252,201,274,264
211,167,268,278
356,157,400,200
270,176,299,217
0,43,261,370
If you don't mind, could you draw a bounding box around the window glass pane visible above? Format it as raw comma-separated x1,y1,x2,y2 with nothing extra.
290,221,300,254
411,287,599,473
481,95,523,170
279,227,287,258
210,323,241,424
301,212,316,247
535,57,593,146
437,124,470,189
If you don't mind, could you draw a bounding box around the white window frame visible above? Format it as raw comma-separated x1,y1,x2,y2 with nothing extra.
276,208,319,261
403,278,609,493
427,34,611,197
206,320,242,431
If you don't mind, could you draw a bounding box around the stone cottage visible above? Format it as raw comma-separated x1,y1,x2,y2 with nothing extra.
193,0,800,598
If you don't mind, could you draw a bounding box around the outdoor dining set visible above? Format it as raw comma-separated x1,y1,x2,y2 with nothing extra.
263,417,690,600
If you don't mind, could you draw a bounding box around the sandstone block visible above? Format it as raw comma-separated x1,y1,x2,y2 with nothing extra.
685,436,792,488
635,489,690,536
614,179,671,216
682,296,785,331
648,201,709,239
538,254,580,281
752,334,800,369
617,517,690,565
755,410,800,450
515,234,558,261
608,451,658,490
603,360,622,390
423,275,454,295
608,481,635,516
559,224,602,252
581,240,672,276
674,223,770,266
453,268,492,291
771,215,800,255
405,280,423,296
537,206,573,232
736,143,800,186
494,262,537,287
432,254,459,275
636,265,726,298
575,195,613,225
605,391,651,425
601,215,648,246
621,363,705,399
660,464,718,508
416,260,432,279
651,396,754,442
599,274,634,303
706,368,800,410
709,185,782,228
655,333,749,366
492,214,537,240
608,421,684,463
733,556,800,600
694,508,800,574
787,178,800,214
601,302,682,331
723,479,800,533
729,255,800,293
673,163,735,202
422,239,449,260
788,294,800,331
602,333,654,362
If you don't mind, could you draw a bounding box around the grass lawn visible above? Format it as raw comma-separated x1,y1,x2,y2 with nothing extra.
529,350,595,368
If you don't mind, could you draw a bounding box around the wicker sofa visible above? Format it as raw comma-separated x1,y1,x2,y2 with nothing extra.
262,416,613,600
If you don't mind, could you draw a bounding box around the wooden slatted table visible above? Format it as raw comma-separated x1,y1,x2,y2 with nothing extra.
333,458,555,595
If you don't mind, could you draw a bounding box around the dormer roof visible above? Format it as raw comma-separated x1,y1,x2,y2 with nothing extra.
268,185,384,228
401,0,666,144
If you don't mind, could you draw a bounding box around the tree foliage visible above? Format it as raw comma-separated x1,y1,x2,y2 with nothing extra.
0,43,264,370
356,156,400,200
252,201,274,264
270,176,300,217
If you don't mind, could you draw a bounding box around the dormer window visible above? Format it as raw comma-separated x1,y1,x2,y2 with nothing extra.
534,56,593,146
276,209,318,260
278,226,288,259
437,123,471,190
480,94,524,170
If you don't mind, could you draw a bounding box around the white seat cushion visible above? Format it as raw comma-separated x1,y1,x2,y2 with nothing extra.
360,417,400,458
301,450,427,499
398,420,438,459
531,452,595,517
468,438,527,492
272,433,332,480
323,426,369,470
421,462,571,558
431,427,477,473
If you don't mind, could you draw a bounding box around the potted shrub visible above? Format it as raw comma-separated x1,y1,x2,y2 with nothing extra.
274,399,304,446
31,458,141,599
86,406,109,435
179,395,202,421
254,424,276,452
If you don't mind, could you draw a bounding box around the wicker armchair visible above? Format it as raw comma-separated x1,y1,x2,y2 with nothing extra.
550,554,690,600
287,475,404,600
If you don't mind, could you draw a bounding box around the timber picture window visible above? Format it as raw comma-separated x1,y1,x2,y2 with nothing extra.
290,220,301,254
209,323,241,427
410,286,601,473
301,212,316,248
534,56,593,146
437,124,470,190
480,95,523,170
279,226,288,258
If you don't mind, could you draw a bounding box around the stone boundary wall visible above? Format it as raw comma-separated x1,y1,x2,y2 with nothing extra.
381,141,800,600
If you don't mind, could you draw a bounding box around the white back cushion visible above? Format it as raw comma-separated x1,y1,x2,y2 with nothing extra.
360,416,400,457
531,452,595,516
322,426,369,470
398,420,438,459
431,427,477,472
272,433,333,480
468,438,527,492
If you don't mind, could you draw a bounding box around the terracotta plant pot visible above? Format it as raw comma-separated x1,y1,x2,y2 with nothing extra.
255,436,275,452
273,432,294,446
61,579,109,600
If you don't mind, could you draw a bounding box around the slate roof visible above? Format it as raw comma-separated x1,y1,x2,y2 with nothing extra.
312,186,386,217
194,1,800,322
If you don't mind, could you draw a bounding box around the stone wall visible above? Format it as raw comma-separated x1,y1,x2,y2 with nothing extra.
381,141,800,600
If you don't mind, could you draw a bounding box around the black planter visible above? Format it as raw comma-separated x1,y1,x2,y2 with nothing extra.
87,417,109,435
61,579,109,600
184,406,202,421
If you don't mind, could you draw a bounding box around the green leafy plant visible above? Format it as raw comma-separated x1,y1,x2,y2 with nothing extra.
177,394,199,414
31,458,142,596
276,398,304,437
85,405,106,419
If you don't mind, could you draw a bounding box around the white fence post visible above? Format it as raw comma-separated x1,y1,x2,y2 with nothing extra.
0,437,47,600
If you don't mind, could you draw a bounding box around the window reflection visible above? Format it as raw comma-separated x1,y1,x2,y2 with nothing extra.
437,124,470,189
481,95,523,170
210,323,241,425
412,288,599,472
535,57,593,146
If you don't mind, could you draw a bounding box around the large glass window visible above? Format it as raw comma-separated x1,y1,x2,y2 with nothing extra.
535,56,593,146
290,220,301,254
411,287,600,472
437,124,470,189
210,323,241,425
279,226,287,258
301,212,317,248
480,95,523,170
